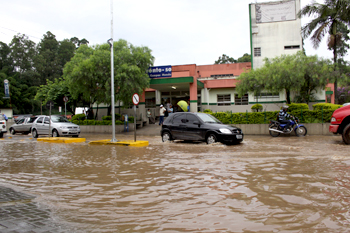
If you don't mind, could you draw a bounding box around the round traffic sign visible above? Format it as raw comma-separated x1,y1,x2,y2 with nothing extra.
132,93,140,105
63,96,69,102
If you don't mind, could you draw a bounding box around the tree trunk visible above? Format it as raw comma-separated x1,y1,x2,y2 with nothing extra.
95,104,99,120
107,105,111,116
286,89,291,104
333,36,338,104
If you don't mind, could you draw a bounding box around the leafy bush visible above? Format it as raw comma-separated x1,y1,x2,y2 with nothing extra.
287,103,309,112
312,103,342,111
71,114,86,121
207,108,336,124
203,109,213,114
102,116,112,121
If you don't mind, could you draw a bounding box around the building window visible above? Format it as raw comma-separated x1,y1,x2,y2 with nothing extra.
210,74,234,79
145,98,156,108
284,45,300,50
254,47,261,57
217,94,231,106
235,94,248,105
256,92,279,99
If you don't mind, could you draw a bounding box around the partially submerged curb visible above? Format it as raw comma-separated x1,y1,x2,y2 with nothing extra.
37,137,86,143
89,139,149,147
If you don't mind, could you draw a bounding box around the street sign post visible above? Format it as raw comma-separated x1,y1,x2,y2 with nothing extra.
46,101,54,137
63,96,68,118
132,93,140,142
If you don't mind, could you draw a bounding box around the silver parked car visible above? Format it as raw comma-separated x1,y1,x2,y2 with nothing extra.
32,115,80,138
9,116,37,135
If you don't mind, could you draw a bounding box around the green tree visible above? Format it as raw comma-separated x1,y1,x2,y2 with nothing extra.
35,78,76,115
237,53,251,63
298,0,350,102
237,52,333,104
57,39,76,69
215,54,237,64
34,31,61,84
0,42,13,74
63,39,154,115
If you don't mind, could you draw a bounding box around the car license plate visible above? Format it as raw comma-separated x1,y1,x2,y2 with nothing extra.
236,135,242,139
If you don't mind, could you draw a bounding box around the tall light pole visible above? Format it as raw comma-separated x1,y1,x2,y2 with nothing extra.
108,0,117,142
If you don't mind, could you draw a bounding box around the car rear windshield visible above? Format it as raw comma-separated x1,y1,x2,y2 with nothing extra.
196,113,222,123
51,116,70,123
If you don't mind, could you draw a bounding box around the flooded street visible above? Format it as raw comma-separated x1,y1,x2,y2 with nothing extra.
1,134,350,232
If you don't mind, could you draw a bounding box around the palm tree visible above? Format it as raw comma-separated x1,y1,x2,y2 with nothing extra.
298,0,350,102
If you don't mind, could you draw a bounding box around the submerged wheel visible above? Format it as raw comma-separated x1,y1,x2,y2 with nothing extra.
162,132,172,142
206,133,217,144
342,124,350,145
52,129,59,137
32,129,38,138
10,128,16,135
269,125,280,137
295,126,307,137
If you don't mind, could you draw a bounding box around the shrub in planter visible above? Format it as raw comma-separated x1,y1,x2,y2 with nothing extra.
251,104,263,112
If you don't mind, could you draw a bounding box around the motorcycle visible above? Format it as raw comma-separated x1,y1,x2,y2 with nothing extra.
269,116,307,137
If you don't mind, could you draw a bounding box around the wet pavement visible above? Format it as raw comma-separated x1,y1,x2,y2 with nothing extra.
1,131,350,232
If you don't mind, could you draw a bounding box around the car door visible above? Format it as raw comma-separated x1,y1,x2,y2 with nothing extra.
16,118,26,132
170,113,186,140
33,117,44,134
183,114,203,141
42,116,51,135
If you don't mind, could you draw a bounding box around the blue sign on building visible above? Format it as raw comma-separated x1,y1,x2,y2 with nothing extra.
3,79,10,99
148,66,172,78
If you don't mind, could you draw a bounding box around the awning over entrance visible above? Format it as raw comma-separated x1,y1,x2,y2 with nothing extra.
149,76,204,92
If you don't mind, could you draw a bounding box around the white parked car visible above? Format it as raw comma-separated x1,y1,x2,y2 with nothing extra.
31,115,80,138
0,114,7,138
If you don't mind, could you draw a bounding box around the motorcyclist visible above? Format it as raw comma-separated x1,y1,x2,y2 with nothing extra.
278,105,293,132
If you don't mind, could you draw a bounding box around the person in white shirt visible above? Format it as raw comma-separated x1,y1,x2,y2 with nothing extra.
147,109,155,124
159,105,166,125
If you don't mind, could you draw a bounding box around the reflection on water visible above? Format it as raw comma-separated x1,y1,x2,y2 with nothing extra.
1,134,350,232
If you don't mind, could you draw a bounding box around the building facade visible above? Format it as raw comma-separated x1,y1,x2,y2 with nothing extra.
92,0,329,122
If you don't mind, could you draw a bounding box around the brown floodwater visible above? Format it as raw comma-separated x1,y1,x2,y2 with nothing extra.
1,134,350,232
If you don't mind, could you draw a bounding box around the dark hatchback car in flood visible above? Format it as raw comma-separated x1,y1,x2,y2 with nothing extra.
161,112,243,145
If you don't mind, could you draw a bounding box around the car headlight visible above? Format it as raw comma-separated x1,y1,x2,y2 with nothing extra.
219,128,232,134
60,126,68,129
331,117,336,122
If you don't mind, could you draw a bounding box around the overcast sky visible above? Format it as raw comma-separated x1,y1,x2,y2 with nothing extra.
1,0,349,66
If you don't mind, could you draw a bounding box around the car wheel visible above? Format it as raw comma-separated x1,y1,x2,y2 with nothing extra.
206,133,217,144
10,128,16,135
52,129,59,137
342,123,350,145
162,132,172,142
32,129,38,138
